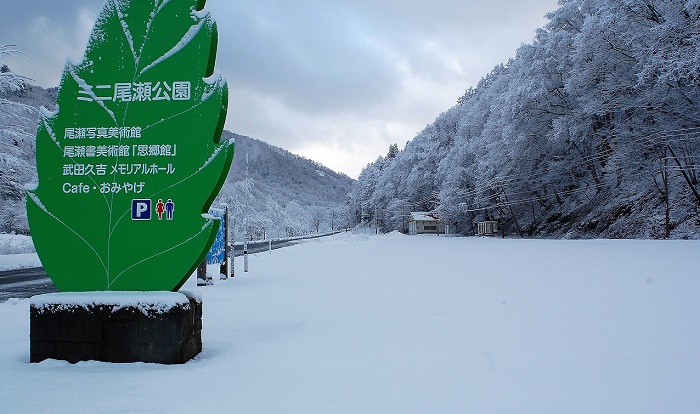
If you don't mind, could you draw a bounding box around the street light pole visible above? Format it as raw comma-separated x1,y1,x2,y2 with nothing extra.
244,153,249,273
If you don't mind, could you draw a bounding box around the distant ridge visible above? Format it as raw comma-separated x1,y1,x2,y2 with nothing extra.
218,131,354,238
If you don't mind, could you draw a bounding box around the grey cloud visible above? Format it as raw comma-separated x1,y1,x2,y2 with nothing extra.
0,0,102,85
0,0,101,48
0,0,99,29
211,1,403,115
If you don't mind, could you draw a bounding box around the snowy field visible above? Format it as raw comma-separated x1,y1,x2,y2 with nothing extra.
0,234,40,271
1,232,699,413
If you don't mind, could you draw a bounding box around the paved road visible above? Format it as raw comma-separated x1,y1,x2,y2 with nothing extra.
0,267,57,303
0,238,310,302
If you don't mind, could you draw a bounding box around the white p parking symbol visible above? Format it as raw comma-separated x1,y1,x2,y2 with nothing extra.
131,199,152,221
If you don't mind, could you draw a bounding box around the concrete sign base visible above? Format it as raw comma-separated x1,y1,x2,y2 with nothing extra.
30,291,202,364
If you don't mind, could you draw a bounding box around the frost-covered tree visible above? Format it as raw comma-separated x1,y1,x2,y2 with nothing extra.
386,143,399,159
310,206,326,233
0,44,34,234
213,132,353,240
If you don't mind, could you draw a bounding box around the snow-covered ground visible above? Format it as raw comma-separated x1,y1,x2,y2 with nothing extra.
0,234,41,271
1,232,699,413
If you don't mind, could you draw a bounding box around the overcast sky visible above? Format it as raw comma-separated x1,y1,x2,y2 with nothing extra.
2,0,559,178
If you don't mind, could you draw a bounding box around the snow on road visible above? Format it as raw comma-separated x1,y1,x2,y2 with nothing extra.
1,232,699,413
0,234,40,271
0,253,41,272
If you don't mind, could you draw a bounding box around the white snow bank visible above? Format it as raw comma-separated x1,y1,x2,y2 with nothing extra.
0,234,36,255
0,234,39,271
0,253,41,271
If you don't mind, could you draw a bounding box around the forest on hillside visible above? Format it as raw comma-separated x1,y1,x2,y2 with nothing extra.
351,0,700,239
213,132,354,239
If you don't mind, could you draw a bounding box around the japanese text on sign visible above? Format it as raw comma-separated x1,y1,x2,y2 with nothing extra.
77,81,192,103
62,144,177,159
64,126,142,140
62,163,176,177
61,182,147,195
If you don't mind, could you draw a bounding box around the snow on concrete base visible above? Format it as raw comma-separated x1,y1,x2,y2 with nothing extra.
30,291,191,315
30,291,202,365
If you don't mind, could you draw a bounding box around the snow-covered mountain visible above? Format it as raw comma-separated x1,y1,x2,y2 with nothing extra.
216,131,354,239
0,84,354,238
350,0,700,239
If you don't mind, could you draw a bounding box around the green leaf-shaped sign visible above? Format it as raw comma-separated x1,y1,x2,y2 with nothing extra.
26,0,233,292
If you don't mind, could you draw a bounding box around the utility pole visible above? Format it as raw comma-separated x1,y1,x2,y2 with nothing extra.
498,182,522,237
196,259,207,286
220,204,229,280
374,205,378,235
231,216,235,278
498,203,505,239
402,204,405,233
244,153,249,273
667,143,700,204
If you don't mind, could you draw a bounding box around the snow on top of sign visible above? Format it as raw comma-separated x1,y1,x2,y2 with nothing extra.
139,18,206,77
26,192,49,215
68,65,116,123
157,0,172,13
40,111,61,148
39,105,58,118
188,135,232,177
201,74,224,103
82,3,109,58
30,291,190,315
203,72,222,85
191,8,210,20
112,0,137,63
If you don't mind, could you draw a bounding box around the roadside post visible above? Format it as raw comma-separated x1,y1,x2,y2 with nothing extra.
197,260,209,286
244,238,249,272
222,205,230,279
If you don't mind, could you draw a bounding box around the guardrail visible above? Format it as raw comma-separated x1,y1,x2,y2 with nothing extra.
231,230,344,249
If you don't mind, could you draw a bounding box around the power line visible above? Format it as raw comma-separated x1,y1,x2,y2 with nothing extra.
355,127,700,221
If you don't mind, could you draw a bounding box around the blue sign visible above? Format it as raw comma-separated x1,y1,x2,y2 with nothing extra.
132,199,152,221
206,208,227,264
